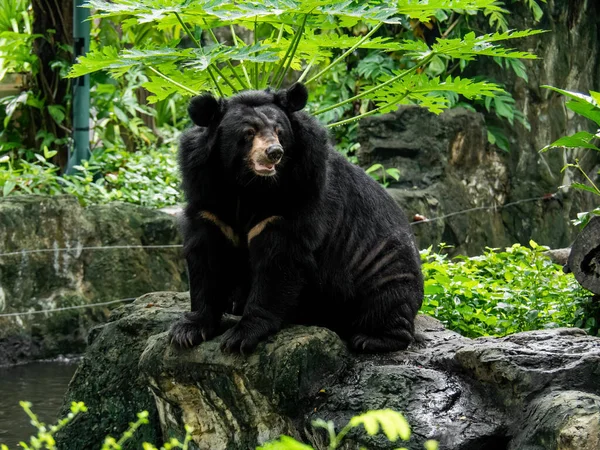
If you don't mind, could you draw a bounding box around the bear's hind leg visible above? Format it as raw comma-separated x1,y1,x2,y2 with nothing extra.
351,328,413,352
350,287,422,353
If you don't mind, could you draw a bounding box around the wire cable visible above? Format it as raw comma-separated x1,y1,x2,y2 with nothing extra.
0,298,137,318
0,244,183,258
410,194,555,226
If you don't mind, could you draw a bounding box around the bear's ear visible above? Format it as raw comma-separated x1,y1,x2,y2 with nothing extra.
188,93,224,127
276,82,308,112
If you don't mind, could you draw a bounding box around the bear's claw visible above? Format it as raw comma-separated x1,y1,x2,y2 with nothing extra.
169,312,218,349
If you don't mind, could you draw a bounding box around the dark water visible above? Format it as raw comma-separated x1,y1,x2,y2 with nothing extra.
0,360,78,448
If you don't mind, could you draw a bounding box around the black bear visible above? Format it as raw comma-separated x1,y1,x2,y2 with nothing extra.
169,83,424,353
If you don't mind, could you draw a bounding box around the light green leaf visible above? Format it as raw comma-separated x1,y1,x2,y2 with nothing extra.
3,180,16,197
570,183,600,196
541,131,600,151
47,104,65,124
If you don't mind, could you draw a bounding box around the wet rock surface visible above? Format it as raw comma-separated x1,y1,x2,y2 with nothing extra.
58,292,600,450
0,195,187,365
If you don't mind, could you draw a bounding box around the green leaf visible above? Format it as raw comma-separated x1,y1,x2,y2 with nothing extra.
570,183,600,196
349,409,411,442
565,100,600,127
424,440,440,450
385,168,401,181
47,104,65,124
425,284,445,295
541,131,600,151
366,163,383,174
3,180,16,197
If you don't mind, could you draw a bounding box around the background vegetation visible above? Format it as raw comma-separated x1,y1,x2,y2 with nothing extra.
1,0,545,206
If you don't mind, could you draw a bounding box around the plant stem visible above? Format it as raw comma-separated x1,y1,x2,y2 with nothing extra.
174,12,223,96
211,63,239,93
575,159,600,195
205,21,247,90
206,67,225,97
147,67,198,96
297,54,316,83
326,91,409,128
271,15,304,87
275,13,309,89
231,25,253,88
315,52,434,116
174,12,201,48
254,17,259,88
331,423,353,449
260,26,279,89
306,23,382,85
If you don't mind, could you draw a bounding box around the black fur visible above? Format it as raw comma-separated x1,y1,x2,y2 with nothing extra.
170,83,424,354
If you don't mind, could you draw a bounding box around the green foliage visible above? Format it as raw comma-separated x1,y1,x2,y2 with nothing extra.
69,0,541,129
0,139,182,208
366,163,400,188
0,0,37,78
259,409,438,450
1,401,88,450
540,86,600,227
3,404,435,450
421,242,598,338
0,402,192,450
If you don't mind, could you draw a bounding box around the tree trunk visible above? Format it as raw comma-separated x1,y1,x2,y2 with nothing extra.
32,0,73,170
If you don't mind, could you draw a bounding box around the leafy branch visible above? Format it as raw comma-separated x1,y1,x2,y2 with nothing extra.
68,0,542,126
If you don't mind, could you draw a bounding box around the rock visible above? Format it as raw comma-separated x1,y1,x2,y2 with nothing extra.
358,0,600,255
0,195,187,365
509,391,600,450
568,216,600,294
362,107,512,255
56,292,187,450
544,247,571,268
59,292,600,450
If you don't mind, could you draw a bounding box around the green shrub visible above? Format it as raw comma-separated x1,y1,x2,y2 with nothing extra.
421,242,598,338
1,138,182,208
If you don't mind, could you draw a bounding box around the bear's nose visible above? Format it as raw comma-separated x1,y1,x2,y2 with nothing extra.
265,144,284,163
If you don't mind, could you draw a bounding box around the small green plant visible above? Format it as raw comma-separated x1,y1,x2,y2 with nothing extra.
540,86,600,227
421,242,597,338
0,402,192,450
366,163,400,188
3,404,435,450
258,409,438,450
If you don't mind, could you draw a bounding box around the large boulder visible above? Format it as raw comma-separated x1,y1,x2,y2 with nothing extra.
58,292,600,450
0,195,187,365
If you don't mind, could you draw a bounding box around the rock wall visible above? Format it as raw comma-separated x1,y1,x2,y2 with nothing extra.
57,292,600,450
0,195,187,365
359,0,600,255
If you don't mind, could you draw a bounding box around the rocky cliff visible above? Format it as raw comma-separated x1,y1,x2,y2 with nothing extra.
0,196,187,365
358,0,600,255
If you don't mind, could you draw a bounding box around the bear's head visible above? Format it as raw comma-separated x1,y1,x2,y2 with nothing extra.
187,83,309,180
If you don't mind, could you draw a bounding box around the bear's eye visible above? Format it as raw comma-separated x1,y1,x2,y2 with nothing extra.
274,126,281,136
244,129,256,140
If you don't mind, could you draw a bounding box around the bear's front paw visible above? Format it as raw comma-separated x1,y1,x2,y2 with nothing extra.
220,320,270,354
169,311,219,349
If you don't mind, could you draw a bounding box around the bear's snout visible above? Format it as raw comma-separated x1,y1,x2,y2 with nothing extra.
266,144,284,163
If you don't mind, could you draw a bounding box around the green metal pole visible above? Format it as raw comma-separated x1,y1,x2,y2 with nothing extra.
66,0,90,174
